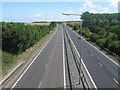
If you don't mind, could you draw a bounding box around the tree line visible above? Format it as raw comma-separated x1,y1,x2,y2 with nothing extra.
2,22,56,54
67,12,120,56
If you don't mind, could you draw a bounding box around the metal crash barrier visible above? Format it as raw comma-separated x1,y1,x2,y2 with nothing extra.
63,25,97,90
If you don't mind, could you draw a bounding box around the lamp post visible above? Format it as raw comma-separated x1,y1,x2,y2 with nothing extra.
62,13,82,39
62,13,82,85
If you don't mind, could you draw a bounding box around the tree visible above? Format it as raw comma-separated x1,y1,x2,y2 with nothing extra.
50,22,56,30
97,39,106,47
90,33,100,42
80,12,119,56
108,41,120,56
82,28,91,38
98,28,107,37
110,19,119,25
2,22,56,54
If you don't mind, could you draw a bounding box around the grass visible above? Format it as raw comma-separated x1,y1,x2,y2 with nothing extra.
2,51,18,75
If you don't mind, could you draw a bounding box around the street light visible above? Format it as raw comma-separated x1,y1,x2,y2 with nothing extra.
62,13,81,16
62,13,82,85
62,13,82,38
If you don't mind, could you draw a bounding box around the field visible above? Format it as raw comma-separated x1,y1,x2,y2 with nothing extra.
25,22,50,26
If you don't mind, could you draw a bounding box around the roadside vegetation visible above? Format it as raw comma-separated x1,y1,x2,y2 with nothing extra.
1,22,56,74
67,12,120,62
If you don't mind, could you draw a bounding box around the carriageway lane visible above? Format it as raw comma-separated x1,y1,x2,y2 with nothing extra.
12,24,66,88
63,24,119,89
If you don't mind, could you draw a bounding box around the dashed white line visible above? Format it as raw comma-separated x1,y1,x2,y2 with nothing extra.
91,54,93,56
83,38,120,67
45,64,48,70
99,63,102,67
38,81,41,88
113,78,119,85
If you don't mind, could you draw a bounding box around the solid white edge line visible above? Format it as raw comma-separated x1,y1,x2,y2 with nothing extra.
81,59,97,88
66,25,120,67
113,78,119,85
11,28,58,89
62,26,66,89
64,26,97,89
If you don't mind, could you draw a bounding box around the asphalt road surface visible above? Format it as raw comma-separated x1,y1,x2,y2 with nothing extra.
12,24,66,89
63,24,120,89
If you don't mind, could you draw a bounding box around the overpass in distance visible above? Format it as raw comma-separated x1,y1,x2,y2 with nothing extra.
8,24,119,90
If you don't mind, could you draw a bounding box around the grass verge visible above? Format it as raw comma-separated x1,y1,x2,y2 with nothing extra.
2,51,18,75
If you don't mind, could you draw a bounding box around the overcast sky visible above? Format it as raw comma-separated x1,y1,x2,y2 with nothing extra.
1,0,119,22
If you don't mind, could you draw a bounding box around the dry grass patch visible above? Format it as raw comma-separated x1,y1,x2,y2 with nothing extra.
25,23,50,26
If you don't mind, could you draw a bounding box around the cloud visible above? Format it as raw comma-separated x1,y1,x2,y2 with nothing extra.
102,8,110,12
89,10,99,13
29,12,44,19
83,0,96,8
79,1,115,14
79,8,83,11
66,7,75,14
109,0,119,8
78,1,97,14
27,12,45,22
118,1,120,13
33,13,43,17
88,7,110,14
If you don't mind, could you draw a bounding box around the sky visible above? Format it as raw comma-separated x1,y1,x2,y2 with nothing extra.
1,0,119,22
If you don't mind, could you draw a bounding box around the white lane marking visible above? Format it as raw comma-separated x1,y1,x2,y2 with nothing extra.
38,81,41,88
64,26,97,88
11,28,58,89
99,63,102,67
65,25,120,67
81,59,97,88
113,78,119,85
91,54,93,56
45,64,48,70
62,26,66,89
83,38,120,67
